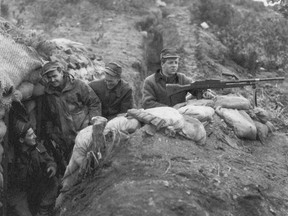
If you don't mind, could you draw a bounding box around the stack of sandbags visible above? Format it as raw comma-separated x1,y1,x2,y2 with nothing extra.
184,94,274,142
0,34,43,102
214,95,273,141
35,38,105,82
215,107,257,140
128,107,207,145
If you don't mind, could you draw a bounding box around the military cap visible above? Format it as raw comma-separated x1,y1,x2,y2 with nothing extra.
14,120,31,138
160,48,180,60
104,62,122,78
41,61,63,76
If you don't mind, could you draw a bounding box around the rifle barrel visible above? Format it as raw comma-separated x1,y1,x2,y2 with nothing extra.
166,77,285,96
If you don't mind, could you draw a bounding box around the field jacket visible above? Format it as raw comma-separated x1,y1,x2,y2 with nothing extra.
142,70,193,109
43,76,101,154
89,79,133,120
10,141,56,191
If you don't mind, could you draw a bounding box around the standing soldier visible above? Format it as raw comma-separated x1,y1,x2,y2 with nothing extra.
41,61,102,169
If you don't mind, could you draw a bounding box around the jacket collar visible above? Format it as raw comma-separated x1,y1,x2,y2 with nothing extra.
155,69,179,83
108,79,124,97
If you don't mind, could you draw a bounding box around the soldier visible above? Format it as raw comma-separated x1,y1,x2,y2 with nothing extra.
8,120,58,216
141,48,193,109
89,62,134,120
41,61,102,168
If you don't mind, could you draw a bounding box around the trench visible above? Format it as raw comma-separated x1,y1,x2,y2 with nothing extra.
133,13,166,107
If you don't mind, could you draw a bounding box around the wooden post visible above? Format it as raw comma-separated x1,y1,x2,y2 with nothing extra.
91,116,107,160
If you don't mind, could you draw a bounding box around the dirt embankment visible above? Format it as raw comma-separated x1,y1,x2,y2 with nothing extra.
59,121,288,216
54,4,288,216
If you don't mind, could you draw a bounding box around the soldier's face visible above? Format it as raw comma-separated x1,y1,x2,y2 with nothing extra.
46,69,64,87
22,128,37,146
105,73,120,89
161,58,179,77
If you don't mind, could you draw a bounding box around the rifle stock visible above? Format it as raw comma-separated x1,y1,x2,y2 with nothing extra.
166,77,284,97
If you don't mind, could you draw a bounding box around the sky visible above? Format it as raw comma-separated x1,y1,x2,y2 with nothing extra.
253,0,281,6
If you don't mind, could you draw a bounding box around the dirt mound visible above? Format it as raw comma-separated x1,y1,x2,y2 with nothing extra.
58,115,288,215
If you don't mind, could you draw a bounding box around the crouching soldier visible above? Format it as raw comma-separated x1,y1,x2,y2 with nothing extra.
7,120,58,216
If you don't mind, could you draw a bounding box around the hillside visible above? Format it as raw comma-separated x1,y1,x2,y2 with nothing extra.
1,0,288,216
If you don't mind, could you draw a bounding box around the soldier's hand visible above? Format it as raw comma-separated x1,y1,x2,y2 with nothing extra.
12,90,23,102
47,166,56,178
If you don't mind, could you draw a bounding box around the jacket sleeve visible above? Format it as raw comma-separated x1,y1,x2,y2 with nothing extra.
142,78,167,109
120,88,134,113
80,82,102,121
37,141,57,170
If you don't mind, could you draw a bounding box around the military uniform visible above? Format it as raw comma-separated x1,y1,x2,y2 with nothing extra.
42,75,101,162
142,69,193,109
8,141,58,216
89,79,133,120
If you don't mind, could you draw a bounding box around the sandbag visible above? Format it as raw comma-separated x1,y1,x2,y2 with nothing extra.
187,99,214,107
214,95,252,110
16,81,34,101
254,107,271,123
254,120,269,142
104,116,141,135
144,107,185,131
215,107,257,140
62,125,93,191
0,34,42,91
179,115,206,145
62,116,107,191
127,109,166,129
0,120,7,140
178,105,215,122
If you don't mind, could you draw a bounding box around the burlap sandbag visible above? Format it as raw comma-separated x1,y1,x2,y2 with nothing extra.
0,120,7,140
16,81,35,101
187,99,214,107
179,115,206,145
215,107,257,140
214,95,252,110
144,107,185,131
62,125,94,191
178,105,215,122
62,117,107,191
0,34,42,91
104,116,141,136
253,120,269,143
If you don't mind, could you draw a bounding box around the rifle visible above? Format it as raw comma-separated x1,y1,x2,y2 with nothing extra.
166,77,284,106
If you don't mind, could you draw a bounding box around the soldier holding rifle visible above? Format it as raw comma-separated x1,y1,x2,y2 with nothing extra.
141,48,195,109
